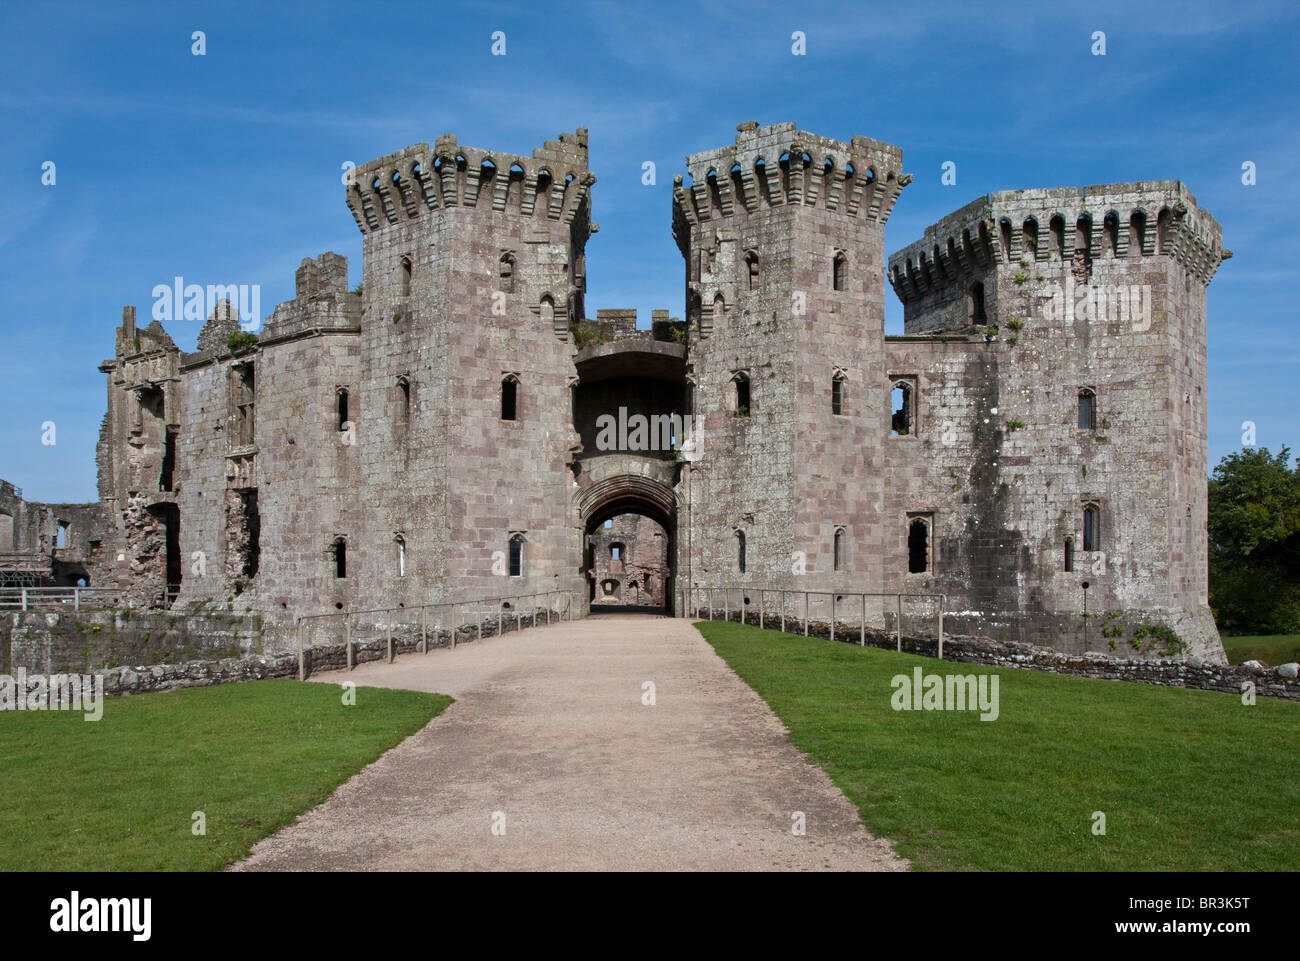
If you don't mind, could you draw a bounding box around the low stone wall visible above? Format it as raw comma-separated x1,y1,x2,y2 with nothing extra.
696,608,1300,702
74,602,569,700
3,610,262,676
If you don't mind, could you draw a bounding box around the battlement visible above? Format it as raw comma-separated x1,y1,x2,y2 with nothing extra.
672,121,910,252
889,180,1230,304
582,308,685,345
345,129,595,235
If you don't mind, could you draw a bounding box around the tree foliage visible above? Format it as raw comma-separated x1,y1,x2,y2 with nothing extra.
1207,446,1300,634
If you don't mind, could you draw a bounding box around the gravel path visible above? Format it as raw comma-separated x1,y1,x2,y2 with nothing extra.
233,614,906,871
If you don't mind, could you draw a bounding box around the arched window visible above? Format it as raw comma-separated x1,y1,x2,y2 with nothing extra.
1064,537,1075,572
501,375,518,421
732,372,751,416
399,255,412,297
907,518,929,573
1104,212,1120,256
833,251,847,291
745,250,760,290
1082,504,1100,551
333,538,347,579
970,281,986,325
1130,211,1147,255
499,253,515,293
55,522,68,549
891,379,915,436
1049,215,1066,259
1077,388,1096,429
999,218,1013,262
540,295,555,328
508,534,525,577
394,533,406,577
712,293,725,328
736,530,746,573
833,528,844,571
397,377,410,428
336,388,349,431
832,372,846,415
1022,217,1039,255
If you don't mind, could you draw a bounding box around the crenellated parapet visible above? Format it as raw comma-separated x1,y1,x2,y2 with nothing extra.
889,180,1230,305
345,129,595,236
671,121,910,255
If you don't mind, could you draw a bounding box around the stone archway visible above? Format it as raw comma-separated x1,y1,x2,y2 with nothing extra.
578,473,676,614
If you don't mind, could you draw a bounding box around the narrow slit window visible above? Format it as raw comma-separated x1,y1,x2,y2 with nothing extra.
971,281,986,325
399,255,412,297
397,378,410,427
734,374,750,416
499,253,515,293
337,388,349,431
333,538,347,579
891,381,914,436
908,518,929,573
832,374,845,415
736,531,746,573
1083,505,1100,551
509,535,524,577
1064,537,1075,572
833,529,843,571
1077,389,1096,430
394,534,406,577
833,252,847,291
501,377,518,421
745,251,760,290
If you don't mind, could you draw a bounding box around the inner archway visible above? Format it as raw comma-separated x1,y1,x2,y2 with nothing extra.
578,474,676,615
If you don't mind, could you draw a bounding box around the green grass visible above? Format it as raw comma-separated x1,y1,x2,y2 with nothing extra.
1221,634,1300,667
697,621,1300,871
0,678,451,871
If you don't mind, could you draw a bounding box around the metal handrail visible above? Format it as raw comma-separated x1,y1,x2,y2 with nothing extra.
0,585,128,612
295,589,580,680
675,585,946,659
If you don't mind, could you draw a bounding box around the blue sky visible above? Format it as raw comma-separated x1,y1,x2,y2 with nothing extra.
1,0,1296,502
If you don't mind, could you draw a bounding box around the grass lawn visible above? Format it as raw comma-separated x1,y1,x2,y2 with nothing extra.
697,621,1300,872
0,678,451,871
1221,634,1300,667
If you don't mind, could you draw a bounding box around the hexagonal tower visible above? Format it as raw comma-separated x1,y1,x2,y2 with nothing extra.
344,130,593,605
672,121,910,598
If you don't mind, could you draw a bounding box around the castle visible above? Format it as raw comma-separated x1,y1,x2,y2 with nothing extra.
0,122,1232,661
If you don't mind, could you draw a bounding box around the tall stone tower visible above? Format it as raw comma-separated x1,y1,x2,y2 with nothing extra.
672,121,910,598
887,181,1229,653
344,130,594,604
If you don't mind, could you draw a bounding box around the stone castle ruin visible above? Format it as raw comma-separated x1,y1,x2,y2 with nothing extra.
0,122,1231,662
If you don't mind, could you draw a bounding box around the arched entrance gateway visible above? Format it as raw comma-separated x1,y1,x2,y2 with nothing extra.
571,333,687,615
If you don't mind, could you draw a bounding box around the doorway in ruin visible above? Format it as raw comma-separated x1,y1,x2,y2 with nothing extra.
147,501,182,607
587,513,672,612
578,475,676,616
569,330,688,616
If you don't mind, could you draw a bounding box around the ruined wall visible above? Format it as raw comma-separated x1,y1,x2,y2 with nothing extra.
589,513,669,606
171,266,362,648
91,306,183,601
